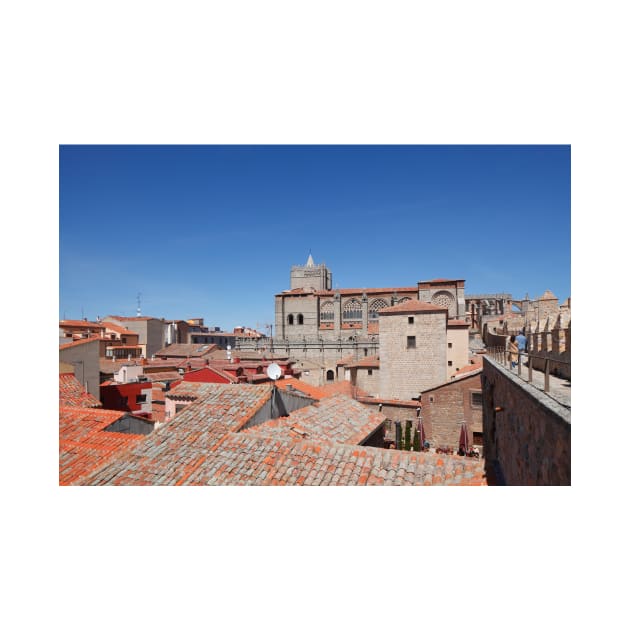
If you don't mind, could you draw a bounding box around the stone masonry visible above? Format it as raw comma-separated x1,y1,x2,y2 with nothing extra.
379,301,447,400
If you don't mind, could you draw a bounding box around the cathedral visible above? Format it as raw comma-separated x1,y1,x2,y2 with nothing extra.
237,254,473,400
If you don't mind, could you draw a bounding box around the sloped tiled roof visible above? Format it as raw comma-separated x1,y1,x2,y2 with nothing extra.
59,373,102,408
345,356,380,369
77,384,488,486
242,393,385,445
59,337,100,350
155,344,218,357
318,380,371,398
379,300,448,316
60,320,106,329
59,407,144,485
274,378,326,400
102,321,139,336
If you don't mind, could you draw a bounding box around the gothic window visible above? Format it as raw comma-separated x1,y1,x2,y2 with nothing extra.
297,313,304,325
369,298,389,320
342,299,362,321
287,314,294,325
431,291,455,311
320,301,334,322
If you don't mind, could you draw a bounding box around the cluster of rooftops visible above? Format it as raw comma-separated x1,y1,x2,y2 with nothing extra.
59,374,488,486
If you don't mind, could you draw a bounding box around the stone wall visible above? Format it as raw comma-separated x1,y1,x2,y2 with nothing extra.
482,357,570,485
421,373,483,450
379,311,447,400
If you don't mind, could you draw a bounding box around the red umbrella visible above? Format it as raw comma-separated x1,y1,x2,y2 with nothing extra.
458,422,469,455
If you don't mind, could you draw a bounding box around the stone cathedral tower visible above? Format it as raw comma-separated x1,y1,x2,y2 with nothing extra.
290,253,332,291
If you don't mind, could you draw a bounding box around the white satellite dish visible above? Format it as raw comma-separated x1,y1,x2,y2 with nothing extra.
266,363,281,380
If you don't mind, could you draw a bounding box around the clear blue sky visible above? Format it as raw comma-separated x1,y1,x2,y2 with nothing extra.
59,145,570,330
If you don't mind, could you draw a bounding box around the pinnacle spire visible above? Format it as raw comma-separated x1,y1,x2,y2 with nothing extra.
306,252,315,267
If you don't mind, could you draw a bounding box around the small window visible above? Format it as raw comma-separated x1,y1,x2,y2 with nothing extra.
288,314,294,325
326,369,335,381
367,369,373,376
407,336,416,349
448,342,452,348
408,316,414,324
297,314,304,325
471,391,483,407
136,394,147,404
429,395,434,403
448,360,453,366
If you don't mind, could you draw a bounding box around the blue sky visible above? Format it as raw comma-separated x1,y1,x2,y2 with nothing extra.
59,145,570,330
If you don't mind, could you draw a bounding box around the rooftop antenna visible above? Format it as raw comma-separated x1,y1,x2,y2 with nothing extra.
136,292,142,317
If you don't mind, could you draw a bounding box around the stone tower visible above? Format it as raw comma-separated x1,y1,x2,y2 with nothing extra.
290,253,332,291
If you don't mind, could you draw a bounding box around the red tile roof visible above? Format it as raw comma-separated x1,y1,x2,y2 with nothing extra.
379,300,448,316
106,315,155,321
447,319,469,327
59,337,101,350
242,393,386,445
274,378,326,400
59,407,144,485
59,373,102,408
155,344,218,358
77,384,488,486
60,320,106,328
103,321,138,335
345,356,380,369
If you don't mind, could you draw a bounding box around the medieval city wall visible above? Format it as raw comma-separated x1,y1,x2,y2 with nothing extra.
482,357,570,485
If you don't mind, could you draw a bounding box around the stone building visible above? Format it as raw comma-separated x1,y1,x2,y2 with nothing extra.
240,255,472,396
378,300,448,399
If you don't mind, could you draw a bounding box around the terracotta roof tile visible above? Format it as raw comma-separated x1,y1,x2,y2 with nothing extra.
59,337,100,350
77,384,488,486
60,320,106,328
59,407,144,485
102,321,138,335
155,344,218,358
345,356,380,369
59,373,102,408
242,393,386,445
274,378,326,400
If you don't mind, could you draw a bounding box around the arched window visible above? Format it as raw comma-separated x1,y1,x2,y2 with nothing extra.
369,298,389,320
287,314,294,325
342,299,362,321
326,369,335,381
320,301,334,322
297,313,304,325
398,297,412,304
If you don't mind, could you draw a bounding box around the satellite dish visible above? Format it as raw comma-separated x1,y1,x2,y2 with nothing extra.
266,363,281,380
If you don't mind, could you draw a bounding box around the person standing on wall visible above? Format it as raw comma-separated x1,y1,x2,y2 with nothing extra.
515,330,528,366
509,335,519,369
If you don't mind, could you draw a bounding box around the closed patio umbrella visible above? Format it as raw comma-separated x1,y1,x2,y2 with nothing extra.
418,419,427,450
458,422,469,455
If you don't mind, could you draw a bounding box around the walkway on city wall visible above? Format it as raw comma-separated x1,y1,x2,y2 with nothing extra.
506,362,571,411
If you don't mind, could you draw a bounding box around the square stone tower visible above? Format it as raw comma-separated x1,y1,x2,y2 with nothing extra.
290,253,332,291
378,300,448,400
